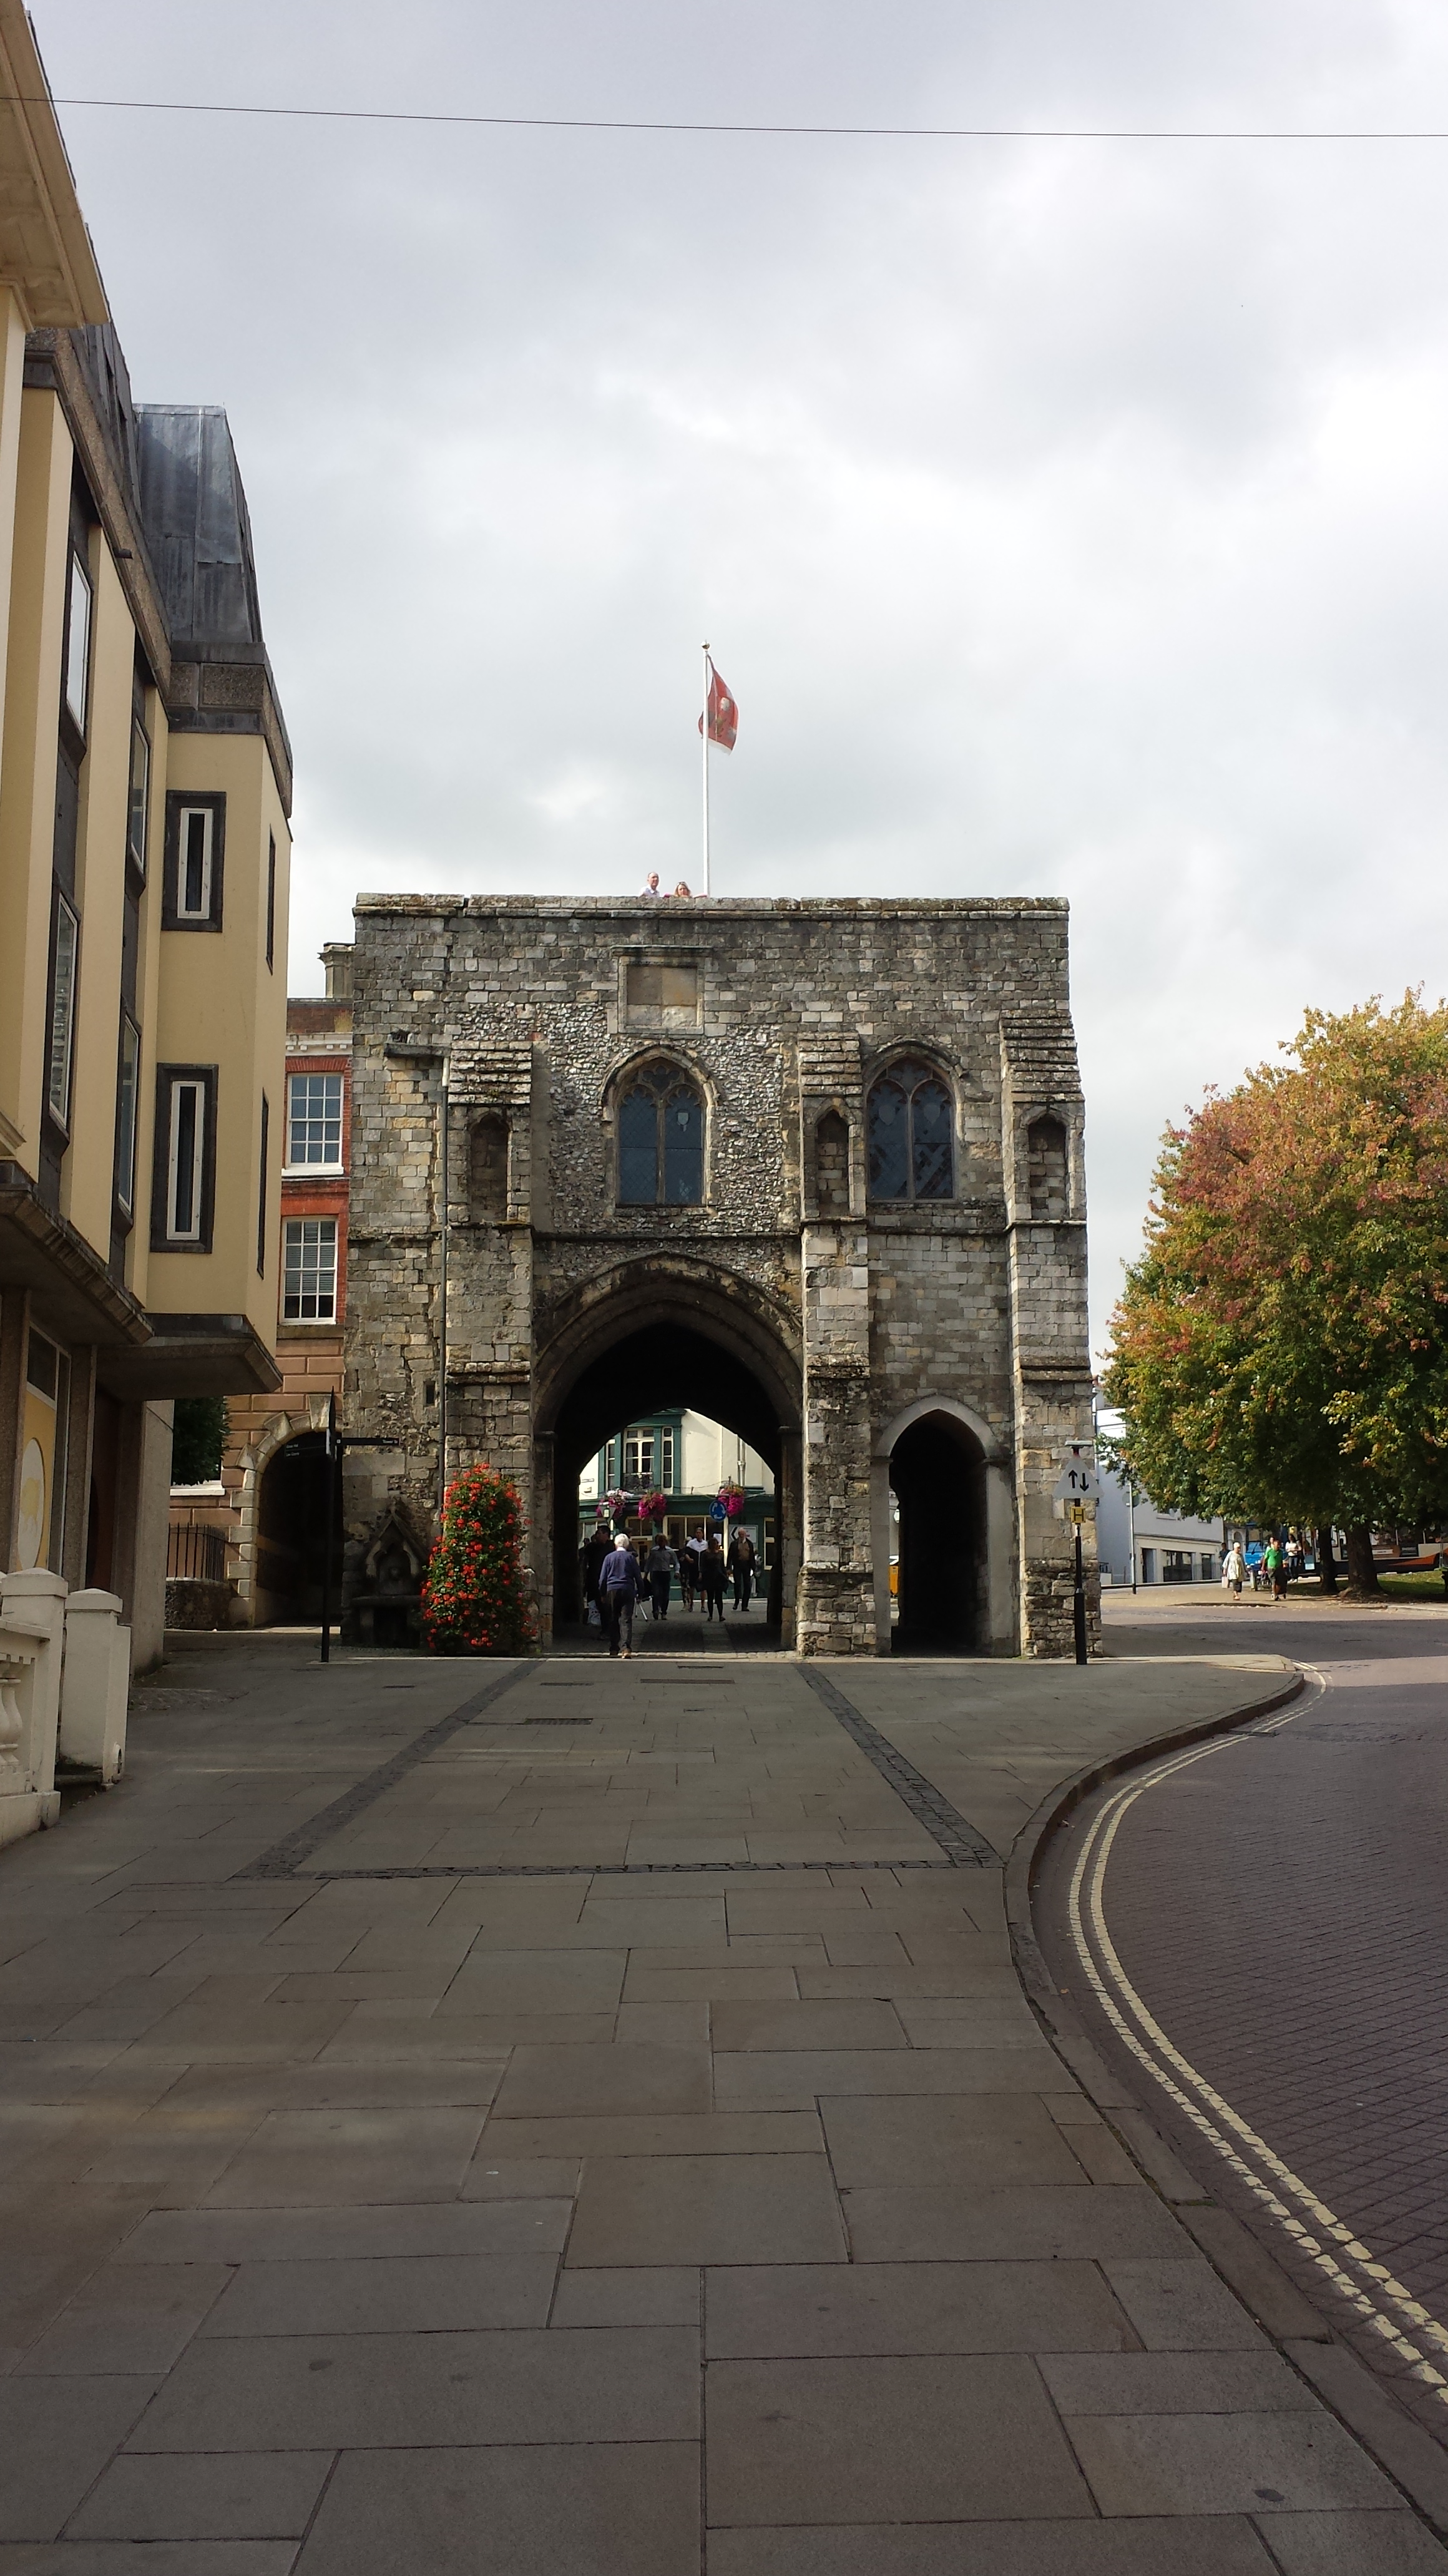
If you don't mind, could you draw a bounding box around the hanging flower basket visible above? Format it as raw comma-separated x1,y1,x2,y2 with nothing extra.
640,1489,667,1525
604,1488,632,1524
717,1480,745,1518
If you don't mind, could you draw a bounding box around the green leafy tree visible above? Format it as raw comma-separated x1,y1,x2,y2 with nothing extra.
421,1462,535,1655
1103,993,1448,1597
171,1397,228,1486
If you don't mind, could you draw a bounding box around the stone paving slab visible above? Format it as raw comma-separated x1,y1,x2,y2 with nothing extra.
0,1634,1437,2565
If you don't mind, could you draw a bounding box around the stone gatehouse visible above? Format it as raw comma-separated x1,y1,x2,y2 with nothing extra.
341,895,1096,1656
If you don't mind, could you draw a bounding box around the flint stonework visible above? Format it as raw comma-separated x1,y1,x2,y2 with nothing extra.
342,897,1098,1657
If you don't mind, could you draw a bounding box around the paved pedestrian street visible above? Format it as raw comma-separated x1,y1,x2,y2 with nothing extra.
0,1632,1441,2572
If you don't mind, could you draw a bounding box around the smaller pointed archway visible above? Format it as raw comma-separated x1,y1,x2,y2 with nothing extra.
873,1398,1015,1656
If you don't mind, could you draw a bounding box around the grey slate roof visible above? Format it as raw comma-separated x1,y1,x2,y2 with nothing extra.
134,402,265,648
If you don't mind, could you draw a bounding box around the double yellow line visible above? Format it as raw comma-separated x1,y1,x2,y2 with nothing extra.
1065,1676,1448,2400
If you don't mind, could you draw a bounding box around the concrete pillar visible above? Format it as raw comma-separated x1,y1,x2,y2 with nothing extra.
0,1286,27,1568
59,1342,95,1593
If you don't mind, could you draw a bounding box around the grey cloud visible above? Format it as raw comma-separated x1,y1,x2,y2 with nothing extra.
34,0,1448,1350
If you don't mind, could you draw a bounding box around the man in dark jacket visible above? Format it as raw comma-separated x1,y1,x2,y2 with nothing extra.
726,1530,756,1611
599,1536,642,1659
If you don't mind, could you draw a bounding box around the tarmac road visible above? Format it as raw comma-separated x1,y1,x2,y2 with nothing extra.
1036,1589,1448,2442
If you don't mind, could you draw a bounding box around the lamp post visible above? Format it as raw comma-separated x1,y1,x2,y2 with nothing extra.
383,1040,451,1518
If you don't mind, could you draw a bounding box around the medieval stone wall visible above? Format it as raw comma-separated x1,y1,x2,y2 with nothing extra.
343,897,1098,1656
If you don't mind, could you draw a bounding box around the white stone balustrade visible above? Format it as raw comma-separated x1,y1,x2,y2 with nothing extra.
0,1570,66,1848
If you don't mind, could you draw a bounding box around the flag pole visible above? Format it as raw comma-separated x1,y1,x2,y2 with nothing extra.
701,638,711,896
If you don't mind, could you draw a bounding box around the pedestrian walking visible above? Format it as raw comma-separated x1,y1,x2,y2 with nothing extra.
1222,1542,1246,1598
1264,1538,1286,1601
726,1528,757,1612
638,872,662,897
599,1534,642,1658
700,1535,727,1622
683,1530,707,1611
580,1526,612,1634
645,1536,677,1621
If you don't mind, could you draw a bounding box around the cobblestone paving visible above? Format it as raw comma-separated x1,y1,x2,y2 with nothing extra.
1043,1593,1448,2442
0,1628,1434,2571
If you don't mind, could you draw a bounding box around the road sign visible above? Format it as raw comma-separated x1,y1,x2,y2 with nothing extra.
1052,1455,1100,1506
1065,1500,1090,1525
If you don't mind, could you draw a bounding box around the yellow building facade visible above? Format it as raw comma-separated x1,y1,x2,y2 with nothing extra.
0,5,290,1665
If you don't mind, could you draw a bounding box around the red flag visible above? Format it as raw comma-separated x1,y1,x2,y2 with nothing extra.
699,665,738,751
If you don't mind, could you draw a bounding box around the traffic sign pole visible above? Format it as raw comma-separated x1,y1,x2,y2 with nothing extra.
1073,1520,1088,1665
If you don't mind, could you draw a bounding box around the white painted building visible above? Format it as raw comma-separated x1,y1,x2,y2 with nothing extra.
1095,1465,1223,1589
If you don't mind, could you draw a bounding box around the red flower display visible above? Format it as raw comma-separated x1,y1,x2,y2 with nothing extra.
421,1462,535,1657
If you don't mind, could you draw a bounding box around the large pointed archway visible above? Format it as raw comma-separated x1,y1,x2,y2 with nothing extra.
534,1261,803,1644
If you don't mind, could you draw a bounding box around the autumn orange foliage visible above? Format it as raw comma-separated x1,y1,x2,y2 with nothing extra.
1103,994,1448,1582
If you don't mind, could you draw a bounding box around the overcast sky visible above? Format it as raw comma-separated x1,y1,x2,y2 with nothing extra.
34,0,1448,1354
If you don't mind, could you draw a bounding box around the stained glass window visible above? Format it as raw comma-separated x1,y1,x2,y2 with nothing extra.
619,1064,705,1205
866,1058,955,1201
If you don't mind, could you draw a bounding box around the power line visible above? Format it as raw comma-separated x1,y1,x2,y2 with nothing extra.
22,95,1448,142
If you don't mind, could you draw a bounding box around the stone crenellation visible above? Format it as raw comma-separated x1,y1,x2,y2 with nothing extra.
342,896,1098,1656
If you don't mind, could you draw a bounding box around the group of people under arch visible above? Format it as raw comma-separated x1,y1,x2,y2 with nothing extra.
577,1521,760,1656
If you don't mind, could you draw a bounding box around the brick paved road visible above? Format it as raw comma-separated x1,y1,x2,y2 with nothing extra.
1039,1592,1448,2437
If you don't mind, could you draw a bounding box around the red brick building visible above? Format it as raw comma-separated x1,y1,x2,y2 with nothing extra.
172,948,352,1622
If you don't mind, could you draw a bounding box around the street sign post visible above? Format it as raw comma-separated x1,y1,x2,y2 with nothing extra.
1052,1447,1096,1666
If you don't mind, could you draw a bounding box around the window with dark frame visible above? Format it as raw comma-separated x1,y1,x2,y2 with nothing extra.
46,894,79,1131
115,1013,140,1217
162,791,225,930
127,718,150,874
168,1080,205,1239
257,1093,270,1276
178,809,212,918
63,550,91,735
866,1058,955,1201
617,1062,705,1205
151,1065,217,1252
283,1217,338,1321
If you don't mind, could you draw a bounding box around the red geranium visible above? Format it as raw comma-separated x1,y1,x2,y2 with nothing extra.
421,1462,535,1657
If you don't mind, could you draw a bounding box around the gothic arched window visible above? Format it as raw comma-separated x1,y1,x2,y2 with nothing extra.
867,1058,955,1202
618,1063,705,1205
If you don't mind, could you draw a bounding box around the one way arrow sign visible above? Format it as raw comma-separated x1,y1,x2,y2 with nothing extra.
1052,1452,1100,1506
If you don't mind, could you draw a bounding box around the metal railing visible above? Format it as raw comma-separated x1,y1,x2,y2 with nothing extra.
167,1523,228,1584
